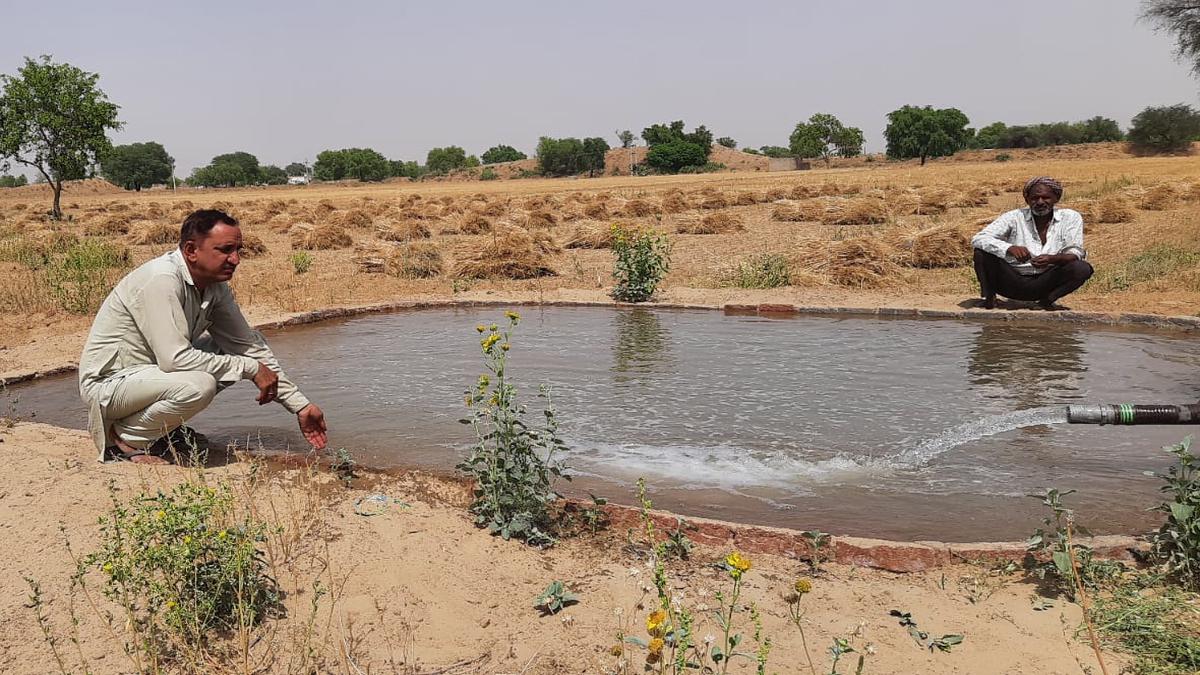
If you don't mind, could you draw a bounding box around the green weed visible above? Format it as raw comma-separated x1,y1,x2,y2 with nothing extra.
1092,580,1200,675
1151,437,1200,588
611,224,671,303
722,253,791,289
534,580,578,615
1091,245,1199,292
289,250,313,274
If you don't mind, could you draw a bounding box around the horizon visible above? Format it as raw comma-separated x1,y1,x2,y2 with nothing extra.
1,0,1197,176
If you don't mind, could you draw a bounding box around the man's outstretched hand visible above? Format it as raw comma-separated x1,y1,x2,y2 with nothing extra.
253,362,279,405
298,404,328,449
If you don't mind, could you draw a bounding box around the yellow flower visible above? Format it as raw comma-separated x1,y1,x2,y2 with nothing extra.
489,323,498,331
794,578,813,595
646,609,667,635
609,644,623,657
218,530,228,540
475,324,486,333
102,562,114,574
648,637,665,655
166,600,176,610
478,375,490,387
726,551,752,575
183,535,192,545
481,333,501,351
155,510,166,521
505,310,521,321
501,343,510,351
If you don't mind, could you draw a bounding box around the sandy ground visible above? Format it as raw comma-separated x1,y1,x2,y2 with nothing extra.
0,422,1123,674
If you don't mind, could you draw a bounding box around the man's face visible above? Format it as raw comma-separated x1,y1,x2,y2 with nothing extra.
1025,184,1059,217
183,222,242,285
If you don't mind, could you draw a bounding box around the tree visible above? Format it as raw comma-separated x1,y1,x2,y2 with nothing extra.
973,122,1007,149
481,144,526,164
188,151,262,187
312,147,389,182
646,141,708,173
260,165,287,185
0,56,122,218
716,136,737,149
615,129,635,148
0,173,28,188
536,136,585,176
884,105,971,165
425,146,469,174
388,159,423,179
1075,116,1124,143
1128,103,1200,153
757,145,793,158
284,162,308,176
582,137,610,177
1142,1,1200,78
102,141,173,191
789,114,864,166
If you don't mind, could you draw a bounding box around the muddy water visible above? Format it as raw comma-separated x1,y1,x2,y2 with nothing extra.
12,307,1200,541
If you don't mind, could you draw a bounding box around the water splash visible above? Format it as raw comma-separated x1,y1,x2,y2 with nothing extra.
895,406,1069,466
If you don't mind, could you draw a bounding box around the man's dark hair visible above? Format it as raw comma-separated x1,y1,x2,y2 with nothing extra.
179,209,239,248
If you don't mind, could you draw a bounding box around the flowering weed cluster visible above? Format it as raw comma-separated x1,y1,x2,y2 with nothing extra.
458,312,570,547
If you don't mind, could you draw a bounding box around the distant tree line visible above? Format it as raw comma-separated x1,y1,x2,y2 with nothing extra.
970,117,1124,149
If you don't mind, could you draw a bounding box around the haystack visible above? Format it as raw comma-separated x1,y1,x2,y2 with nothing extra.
85,215,131,236
890,223,971,268
563,221,616,249
950,188,992,208
821,197,887,226
732,191,760,206
336,208,373,229
290,223,352,250
267,213,297,233
583,201,610,219
1139,184,1179,211
477,201,507,217
128,220,178,246
660,191,690,213
356,242,443,278
453,226,555,279
698,192,729,210
790,184,817,199
523,209,558,229
808,237,899,288
314,200,337,216
916,188,955,214
1097,196,1134,223
460,213,493,235
677,212,744,234
765,187,788,201
771,203,814,222
240,233,268,257
621,198,658,217
376,219,431,241
529,230,561,255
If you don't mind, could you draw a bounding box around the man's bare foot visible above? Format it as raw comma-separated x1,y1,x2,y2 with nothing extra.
109,434,171,465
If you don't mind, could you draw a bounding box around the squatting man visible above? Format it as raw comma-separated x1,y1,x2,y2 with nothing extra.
78,209,327,464
971,176,1094,310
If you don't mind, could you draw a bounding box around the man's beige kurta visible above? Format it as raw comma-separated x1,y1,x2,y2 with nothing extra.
79,249,310,460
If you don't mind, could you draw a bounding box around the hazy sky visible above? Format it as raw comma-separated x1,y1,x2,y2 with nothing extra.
2,0,1196,174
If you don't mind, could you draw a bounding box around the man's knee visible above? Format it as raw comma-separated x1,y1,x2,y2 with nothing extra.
1065,259,1094,281
173,372,218,407
973,248,990,263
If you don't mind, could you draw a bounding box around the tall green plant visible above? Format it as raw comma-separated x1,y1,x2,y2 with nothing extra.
1152,437,1200,587
457,312,569,547
611,225,671,303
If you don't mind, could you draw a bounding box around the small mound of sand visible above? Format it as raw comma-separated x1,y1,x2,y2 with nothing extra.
453,226,555,279
677,212,744,234
290,223,352,250
128,220,178,245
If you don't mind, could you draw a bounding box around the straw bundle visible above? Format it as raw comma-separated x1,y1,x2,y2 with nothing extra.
1139,184,1179,211
916,188,954,214
563,220,616,249
290,223,352,250
260,200,289,217
890,223,971,268
267,213,297,233
453,226,555,279
477,200,507,217
621,198,658,217
790,184,817,199
357,242,444,278
375,219,431,241
1097,196,1134,223
765,187,788,201
807,237,899,288
821,197,887,226
314,200,337,216
240,233,268,257
677,212,744,234
85,215,131,236
128,220,178,246
950,188,992,208
583,201,610,218
529,230,561,255
698,192,729,210
335,208,373,229
460,213,493,235
523,209,558,229
660,191,690,213
732,191,760,206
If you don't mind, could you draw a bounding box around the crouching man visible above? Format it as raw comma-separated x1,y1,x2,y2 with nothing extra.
971,176,1093,310
79,209,327,463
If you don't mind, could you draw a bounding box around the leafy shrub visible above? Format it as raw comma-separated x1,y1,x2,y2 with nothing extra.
677,162,726,174
611,225,671,303
81,482,280,661
1129,104,1200,154
289,251,312,274
645,141,708,174
994,153,1012,162
479,167,498,181
481,144,526,164
457,312,569,546
1152,437,1200,588
724,253,791,288
1026,488,1123,599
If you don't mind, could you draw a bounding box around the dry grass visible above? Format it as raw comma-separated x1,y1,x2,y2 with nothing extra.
453,226,555,279
335,208,373,229
290,223,353,250
677,212,744,234
84,215,131,237
661,191,690,213
621,198,658,217
240,233,268,257
804,237,901,288
889,223,972,268
821,196,888,226
1097,196,1135,223
375,219,431,242
1140,184,1179,211
128,220,178,246
356,241,443,278
583,201,610,219
563,220,616,249
522,209,557,229
460,213,494,235
698,192,729,210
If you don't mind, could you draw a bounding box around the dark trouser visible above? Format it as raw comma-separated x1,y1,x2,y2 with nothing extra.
973,248,1094,305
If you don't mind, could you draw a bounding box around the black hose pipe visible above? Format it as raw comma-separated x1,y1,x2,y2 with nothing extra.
1066,403,1200,425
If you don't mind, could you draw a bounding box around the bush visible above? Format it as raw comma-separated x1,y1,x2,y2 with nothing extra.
677,161,725,174
289,251,313,274
312,148,390,182
994,153,1012,162
611,225,671,302
1129,104,1200,154
481,144,526,164
645,141,708,174
45,240,131,313
725,253,791,288
1152,437,1200,588
81,482,280,662
479,167,498,181
457,312,569,546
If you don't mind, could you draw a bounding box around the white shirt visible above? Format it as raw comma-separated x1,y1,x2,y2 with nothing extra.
971,207,1087,276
